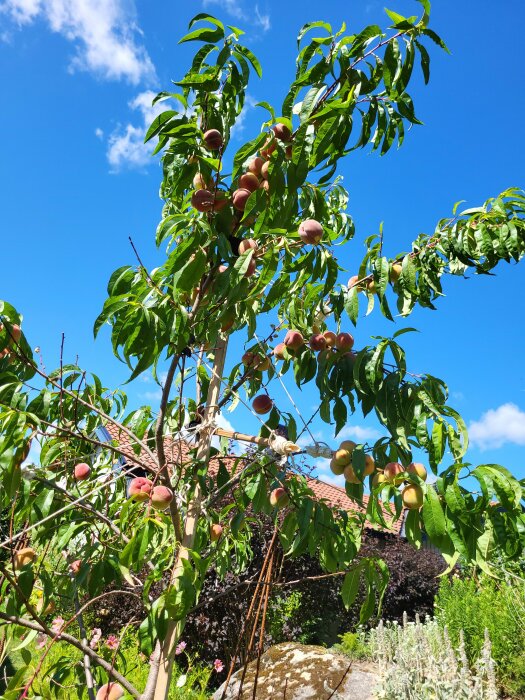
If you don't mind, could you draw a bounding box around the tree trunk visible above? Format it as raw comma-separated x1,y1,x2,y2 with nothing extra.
151,337,228,700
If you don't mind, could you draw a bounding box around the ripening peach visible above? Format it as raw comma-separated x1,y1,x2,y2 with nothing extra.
96,683,124,700
191,189,215,212
284,330,304,351
260,138,276,159
129,477,152,501
347,275,360,289
407,462,428,482
333,448,352,467
203,129,223,150
402,484,424,510
242,351,259,368
73,463,91,481
372,472,388,488
232,188,252,211
298,219,323,245
335,333,354,351
69,560,82,575
272,123,292,142
367,279,377,294
239,172,260,192
343,465,360,484
261,161,270,180
384,462,404,485
212,191,230,212
330,458,345,475
151,485,174,511
259,179,270,192
238,238,257,255
252,394,273,414
193,172,210,190
339,440,357,453
309,334,327,352
210,523,223,542
220,309,236,332
244,259,257,278
247,157,265,176
323,331,337,347
269,487,289,508
257,355,270,371
13,547,36,570
363,454,375,476
390,263,402,282
273,343,286,360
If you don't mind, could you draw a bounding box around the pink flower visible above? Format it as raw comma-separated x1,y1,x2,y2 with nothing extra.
90,628,102,649
51,617,64,635
36,634,47,649
175,641,186,655
214,659,224,673
106,634,120,651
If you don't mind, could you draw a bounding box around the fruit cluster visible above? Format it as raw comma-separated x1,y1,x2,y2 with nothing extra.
273,328,355,360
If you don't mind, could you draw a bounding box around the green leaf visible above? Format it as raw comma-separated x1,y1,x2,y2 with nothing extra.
422,486,446,544
144,111,177,143
341,566,361,610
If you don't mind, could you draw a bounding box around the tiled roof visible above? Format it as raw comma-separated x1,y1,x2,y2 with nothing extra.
104,424,402,536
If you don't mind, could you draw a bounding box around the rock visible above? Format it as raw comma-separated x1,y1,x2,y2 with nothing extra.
213,642,379,699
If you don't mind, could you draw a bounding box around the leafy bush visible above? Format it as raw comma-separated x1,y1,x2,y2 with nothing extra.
435,574,525,697
266,590,319,645
332,631,370,660
368,615,498,699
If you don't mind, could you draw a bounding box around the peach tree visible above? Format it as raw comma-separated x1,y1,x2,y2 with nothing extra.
1,4,524,699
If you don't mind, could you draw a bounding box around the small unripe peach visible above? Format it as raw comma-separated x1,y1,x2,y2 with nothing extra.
330,458,345,476
384,462,404,485
335,333,354,351
273,343,286,360
272,123,291,142
239,172,260,192
323,331,337,347
151,485,174,511
309,334,327,352
248,157,264,176
14,547,36,570
203,129,223,150
333,448,352,467
284,330,304,351
191,189,214,212
210,523,223,542
96,683,124,700
232,188,252,211
390,263,402,282
74,463,91,481
238,238,257,255
402,484,424,510
407,462,428,482
298,219,323,245
269,487,289,508
367,279,377,294
129,477,152,501
252,394,273,414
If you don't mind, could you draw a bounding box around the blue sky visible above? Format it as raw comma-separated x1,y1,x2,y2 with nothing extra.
1,0,524,487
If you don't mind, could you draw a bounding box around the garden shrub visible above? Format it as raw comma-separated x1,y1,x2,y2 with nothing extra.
435,574,525,698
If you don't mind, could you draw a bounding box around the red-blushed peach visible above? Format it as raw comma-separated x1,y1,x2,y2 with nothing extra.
96,682,124,700
247,157,265,176
73,463,91,481
284,330,304,352
273,343,286,360
272,123,292,142
407,462,428,482
260,138,276,159
232,188,252,211
323,331,337,347
129,477,153,501
269,487,289,508
151,485,174,511
13,547,36,570
244,259,257,278
191,189,214,212
309,334,327,352
390,263,402,282
285,145,293,160
347,275,360,289
261,161,270,180
212,191,230,212
203,129,223,150
238,238,257,255
402,484,424,510
242,351,259,368
298,219,323,245
69,559,82,575
239,172,260,192
259,179,270,192
384,462,404,485
333,448,352,467
252,394,273,415
335,332,354,351
330,458,345,476
210,523,223,542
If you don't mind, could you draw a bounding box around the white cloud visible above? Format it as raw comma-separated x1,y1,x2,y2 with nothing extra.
95,127,104,140
0,0,155,84
337,424,381,442
231,93,258,140
202,0,270,32
469,403,525,450
106,89,168,171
